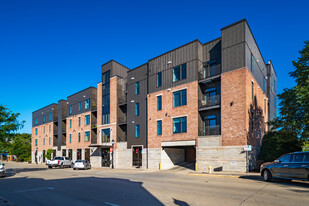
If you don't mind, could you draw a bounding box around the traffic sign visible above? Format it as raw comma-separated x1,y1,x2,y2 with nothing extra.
243,145,252,151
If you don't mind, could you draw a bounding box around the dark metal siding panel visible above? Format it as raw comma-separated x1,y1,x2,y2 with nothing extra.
127,65,147,148
111,61,129,79
202,39,222,65
67,87,97,117
222,43,245,73
101,61,113,76
57,100,67,149
148,41,199,94
221,21,245,49
32,104,57,127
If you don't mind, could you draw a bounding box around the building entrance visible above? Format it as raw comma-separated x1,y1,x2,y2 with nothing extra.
43,150,46,163
85,148,90,161
101,148,110,167
132,146,142,168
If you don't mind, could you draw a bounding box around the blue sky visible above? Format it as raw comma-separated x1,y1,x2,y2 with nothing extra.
0,0,308,134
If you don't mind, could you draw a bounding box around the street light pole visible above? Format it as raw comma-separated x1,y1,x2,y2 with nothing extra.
111,139,114,169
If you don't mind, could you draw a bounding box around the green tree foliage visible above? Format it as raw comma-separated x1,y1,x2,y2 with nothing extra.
260,41,309,161
8,133,31,161
45,149,53,160
259,131,302,162
0,105,24,142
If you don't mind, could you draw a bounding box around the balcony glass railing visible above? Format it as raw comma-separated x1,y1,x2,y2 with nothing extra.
199,125,221,136
199,94,220,108
102,135,110,143
199,64,221,80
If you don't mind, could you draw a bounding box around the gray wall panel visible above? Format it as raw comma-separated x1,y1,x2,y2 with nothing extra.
32,104,58,127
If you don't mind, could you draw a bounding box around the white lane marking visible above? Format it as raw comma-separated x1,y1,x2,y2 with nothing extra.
14,187,54,193
104,202,120,206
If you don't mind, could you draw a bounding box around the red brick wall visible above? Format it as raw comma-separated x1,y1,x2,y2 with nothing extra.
32,122,54,152
147,81,199,148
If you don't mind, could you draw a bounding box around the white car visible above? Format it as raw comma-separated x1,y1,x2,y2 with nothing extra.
0,162,5,177
73,160,91,170
47,157,72,169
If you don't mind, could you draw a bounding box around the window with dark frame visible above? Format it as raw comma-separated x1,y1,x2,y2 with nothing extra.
157,96,162,111
157,120,162,135
173,117,187,133
157,72,162,87
135,82,140,94
173,63,187,82
173,89,187,107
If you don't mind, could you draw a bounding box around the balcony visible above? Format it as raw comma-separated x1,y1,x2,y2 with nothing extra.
118,96,127,106
117,133,127,142
199,125,221,136
118,116,127,125
199,64,221,81
102,135,111,143
199,95,220,110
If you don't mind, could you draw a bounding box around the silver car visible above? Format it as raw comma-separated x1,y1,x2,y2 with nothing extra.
0,162,5,177
73,160,91,170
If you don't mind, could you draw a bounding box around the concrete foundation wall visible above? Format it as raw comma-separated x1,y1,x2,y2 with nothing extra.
115,142,132,168
148,148,161,170
196,145,246,172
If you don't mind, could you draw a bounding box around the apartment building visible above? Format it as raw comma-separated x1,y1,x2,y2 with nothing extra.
32,19,277,172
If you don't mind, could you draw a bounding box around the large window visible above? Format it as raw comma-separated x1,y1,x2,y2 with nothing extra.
136,125,140,137
102,128,110,143
173,117,187,133
173,89,187,107
85,99,90,109
157,72,162,87
102,70,110,125
85,115,90,125
173,63,186,82
135,103,140,116
157,96,162,110
157,120,162,135
78,102,81,111
135,82,140,94
69,105,72,114
85,131,90,142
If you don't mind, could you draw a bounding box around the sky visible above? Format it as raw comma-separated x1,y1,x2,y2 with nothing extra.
0,0,308,134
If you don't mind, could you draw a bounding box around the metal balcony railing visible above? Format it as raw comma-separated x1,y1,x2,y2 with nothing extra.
199,95,221,108
199,64,221,80
199,125,221,136
117,133,127,142
102,135,111,143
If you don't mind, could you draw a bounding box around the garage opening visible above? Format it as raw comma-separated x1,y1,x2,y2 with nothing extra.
161,146,196,170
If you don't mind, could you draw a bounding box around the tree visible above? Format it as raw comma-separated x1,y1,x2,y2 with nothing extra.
8,133,31,161
260,41,309,161
45,149,53,160
0,105,24,142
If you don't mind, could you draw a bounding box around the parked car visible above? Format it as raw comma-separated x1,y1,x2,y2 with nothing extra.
261,151,309,182
47,156,72,169
73,160,91,170
0,162,5,177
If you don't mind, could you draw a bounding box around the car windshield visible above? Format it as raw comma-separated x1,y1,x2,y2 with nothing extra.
54,157,63,160
75,160,84,163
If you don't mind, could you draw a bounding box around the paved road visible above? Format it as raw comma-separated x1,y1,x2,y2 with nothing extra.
0,162,309,206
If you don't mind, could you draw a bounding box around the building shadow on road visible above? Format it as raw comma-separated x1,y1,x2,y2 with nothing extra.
0,176,164,206
239,175,309,190
4,167,49,178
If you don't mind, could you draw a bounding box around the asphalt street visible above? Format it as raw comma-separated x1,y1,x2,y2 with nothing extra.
0,162,309,206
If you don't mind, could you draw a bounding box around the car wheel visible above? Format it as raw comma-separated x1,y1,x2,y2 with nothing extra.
48,166,52,169
73,168,76,170
263,169,272,182
60,164,63,169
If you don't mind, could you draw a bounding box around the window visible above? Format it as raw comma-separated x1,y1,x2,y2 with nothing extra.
173,63,186,82
85,131,90,142
43,115,45,123
173,89,187,107
278,154,292,163
292,154,305,163
85,99,90,109
78,133,81,142
85,115,90,125
70,134,72,143
157,72,162,87
135,103,140,116
35,118,38,125
43,138,45,146
102,129,110,143
173,117,187,133
157,120,162,135
49,125,51,133
35,139,38,146
251,53,253,71
135,125,140,137
157,96,162,111
102,70,110,125
78,102,81,111
35,128,38,135
69,105,72,114
135,82,140,94
252,82,254,100
70,119,72,128
49,137,51,145
78,117,81,127
49,113,52,121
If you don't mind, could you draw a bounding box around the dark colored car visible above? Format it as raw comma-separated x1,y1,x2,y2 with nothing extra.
260,151,309,182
